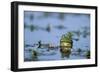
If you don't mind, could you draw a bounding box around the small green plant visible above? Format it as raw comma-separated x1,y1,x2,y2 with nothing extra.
29,24,35,32
77,48,82,55
85,50,90,59
32,50,38,61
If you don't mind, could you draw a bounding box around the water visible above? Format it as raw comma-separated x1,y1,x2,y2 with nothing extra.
24,47,87,61
24,11,90,61
24,30,90,61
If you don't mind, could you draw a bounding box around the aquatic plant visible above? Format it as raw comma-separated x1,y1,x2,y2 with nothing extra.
85,50,90,59
82,26,90,38
30,24,35,32
54,24,67,30
58,13,65,20
45,24,51,32
32,50,38,61
24,23,29,29
73,30,81,38
29,24,39,32
38,40,42,48
29,14,34,21
77,48,82,55
29,48,32,52
43,12,51,17
82,30,90,38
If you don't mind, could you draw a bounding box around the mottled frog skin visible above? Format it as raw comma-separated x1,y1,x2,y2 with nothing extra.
60,32,73,58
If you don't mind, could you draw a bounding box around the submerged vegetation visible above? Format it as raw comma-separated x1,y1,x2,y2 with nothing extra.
30,24,35,32
32,50,38,61
85,50,90,59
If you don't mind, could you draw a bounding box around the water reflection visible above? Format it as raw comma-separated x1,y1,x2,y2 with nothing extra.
60,49,71,58
24,46,90,61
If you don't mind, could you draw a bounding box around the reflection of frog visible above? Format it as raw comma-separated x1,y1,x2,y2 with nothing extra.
60,49,71,58
60,32,73,58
